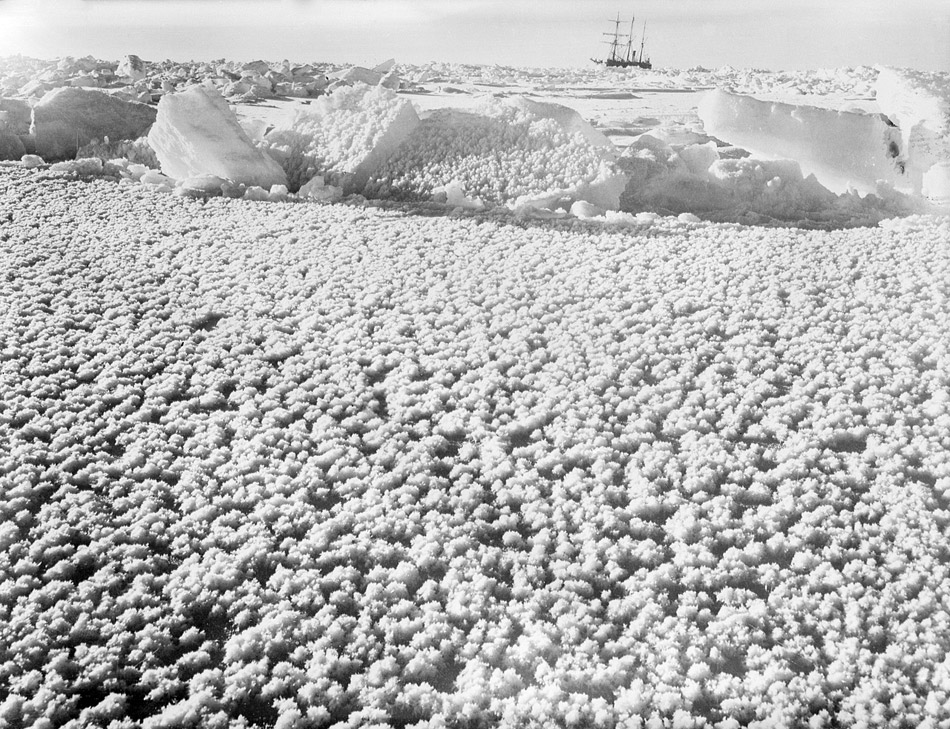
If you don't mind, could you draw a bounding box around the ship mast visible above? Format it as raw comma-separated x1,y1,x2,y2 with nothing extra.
626,15,636,62
639,21,647,64
603,13,624,62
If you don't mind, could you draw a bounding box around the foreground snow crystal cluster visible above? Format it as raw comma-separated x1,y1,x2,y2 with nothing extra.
3,166,950,727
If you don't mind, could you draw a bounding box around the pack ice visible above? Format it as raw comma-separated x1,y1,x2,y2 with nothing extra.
698,89,906,195
147,83,287,189
263,84,419,193
875,67,950,205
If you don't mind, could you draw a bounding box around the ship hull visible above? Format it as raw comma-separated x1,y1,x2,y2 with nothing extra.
599,58,653,69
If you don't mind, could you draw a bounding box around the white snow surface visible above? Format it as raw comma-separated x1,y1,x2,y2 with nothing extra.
3,166,950,727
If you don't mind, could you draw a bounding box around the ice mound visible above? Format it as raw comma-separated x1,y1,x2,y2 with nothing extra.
147,83,287,189
368,96,625,209
698,89,906,195
32,87,157,161
875,67,950,206
262,83,419,193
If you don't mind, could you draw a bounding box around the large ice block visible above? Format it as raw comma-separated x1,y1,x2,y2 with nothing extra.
147,83,287,188
32,87,157,161
698,89,906,195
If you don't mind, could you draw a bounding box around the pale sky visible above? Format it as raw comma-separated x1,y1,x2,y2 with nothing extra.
0,0,947,71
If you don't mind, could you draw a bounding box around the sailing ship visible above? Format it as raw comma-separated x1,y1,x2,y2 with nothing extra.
593,12,652,69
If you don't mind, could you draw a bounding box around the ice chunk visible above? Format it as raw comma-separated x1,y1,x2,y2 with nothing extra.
570,200,606,219
331,67,384,87
373,59,397,75
263,83,419,193
875,67,950,206
379,70,401,91
32,87,157,161
432,180,485,210
49,157,104,175
298,175,343,202
148,83,287,188
117,54,147,82
177,174,228,197
698,89,906,195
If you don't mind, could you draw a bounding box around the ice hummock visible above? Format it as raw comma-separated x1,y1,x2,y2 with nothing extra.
262,83,420,193
147,83,288,189
368,96,625,210
697,89,907,196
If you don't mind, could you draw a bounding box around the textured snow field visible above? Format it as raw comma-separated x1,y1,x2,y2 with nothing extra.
3,164,950,728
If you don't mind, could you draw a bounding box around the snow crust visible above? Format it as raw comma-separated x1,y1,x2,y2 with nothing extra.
3,165,950,727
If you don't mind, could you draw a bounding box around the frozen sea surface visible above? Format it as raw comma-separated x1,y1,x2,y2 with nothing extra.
3,166,950,727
